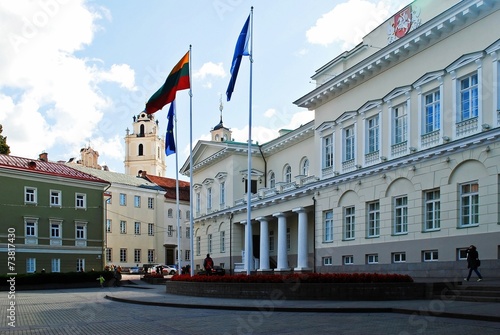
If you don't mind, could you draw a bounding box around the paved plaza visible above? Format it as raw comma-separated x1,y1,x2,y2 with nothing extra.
1,277,500,335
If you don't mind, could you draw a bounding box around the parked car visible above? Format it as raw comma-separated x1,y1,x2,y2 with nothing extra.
162,265,177,275
198,266,226,276
128,266,141,274
149,264,176,275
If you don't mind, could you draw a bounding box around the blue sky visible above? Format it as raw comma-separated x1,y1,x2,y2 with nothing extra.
0,0,411,180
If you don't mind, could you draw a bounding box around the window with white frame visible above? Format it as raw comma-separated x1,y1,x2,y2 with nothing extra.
220,181,225,207
134,249,141,263
324,210,333,242
75,222,87,246
460,182,479,227
367,201,380,238
367,115,379,154
148,197,154,209
284,165,292,183
50,190,62,207
393,104,407,144
26,258,36,273
269,230,274,252
106,248,112,262
195,192,201,214
76,258,85,272
423,250,438,262
196,236,201,256
457,248,468,261
207,187,212,211
50,220,62,245
185,250,190,261
168,208,173,218
134,195,141,208
392,252,406,263
167,225,173,237
424,90,441,133
343,255,353,265
186,210,190,220
322,135,333,168
366,254,378,264
75,193,86,209
25,187,37,204
186,227,190,239
220,231,225,253
106,219,112,233
393,196,408,234
25,218,38,244
148,223,154,236
301,158,309,176
459,73,478,121
148,249,154,263
424,189,440,231
119,193,126,206
343,126,355,162
269,171,276,188
120,221,126,234
134,222,141,235
323,257,332,266
208,233,212,253
51,258,61,272
343,206,355,240
120,248,127,262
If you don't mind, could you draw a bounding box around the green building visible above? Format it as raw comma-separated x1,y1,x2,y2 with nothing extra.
0,154,109,274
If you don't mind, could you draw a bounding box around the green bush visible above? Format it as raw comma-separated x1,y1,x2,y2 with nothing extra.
0,271,114,286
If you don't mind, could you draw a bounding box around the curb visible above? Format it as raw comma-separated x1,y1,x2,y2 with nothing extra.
103,295,500,322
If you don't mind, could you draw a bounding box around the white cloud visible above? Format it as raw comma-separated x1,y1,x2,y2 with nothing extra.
97,64,137,90
264,108,276,118
0,1,136,162
306,0,411,50
194,62,226,79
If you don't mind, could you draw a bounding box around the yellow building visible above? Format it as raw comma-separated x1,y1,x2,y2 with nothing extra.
183,0,500,278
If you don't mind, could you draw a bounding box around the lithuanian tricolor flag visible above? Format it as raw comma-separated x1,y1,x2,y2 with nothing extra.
146,51,190,114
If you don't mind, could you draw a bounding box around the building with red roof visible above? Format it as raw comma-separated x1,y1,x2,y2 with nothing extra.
0,154,110,274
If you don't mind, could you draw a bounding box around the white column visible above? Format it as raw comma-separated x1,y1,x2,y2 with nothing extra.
293,207,310,271
241,220,253,272
256,216,270,271
273,212,289,272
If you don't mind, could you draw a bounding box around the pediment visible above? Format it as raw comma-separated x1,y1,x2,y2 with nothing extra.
446,51,484,73
413,70,445,88
358,100,382,114
383,85,412,103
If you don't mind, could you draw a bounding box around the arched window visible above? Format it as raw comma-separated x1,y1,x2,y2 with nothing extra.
301,158,309,176
269,171,276,189
139,124,145,136
284,165,292,183
138,144,144,156
168,208,173,218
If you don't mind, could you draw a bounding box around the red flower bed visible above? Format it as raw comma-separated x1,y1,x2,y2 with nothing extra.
170,272,413,283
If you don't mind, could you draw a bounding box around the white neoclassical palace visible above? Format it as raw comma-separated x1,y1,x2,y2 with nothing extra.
182,0,500,278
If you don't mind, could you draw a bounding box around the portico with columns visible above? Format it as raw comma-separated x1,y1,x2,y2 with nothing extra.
235,204,314,274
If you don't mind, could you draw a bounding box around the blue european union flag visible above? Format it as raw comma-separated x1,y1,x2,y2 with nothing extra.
226,15,250,101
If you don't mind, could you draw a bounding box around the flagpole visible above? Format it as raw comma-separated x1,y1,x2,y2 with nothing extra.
245,7,254,275
188,45,194,276
174,101,181,274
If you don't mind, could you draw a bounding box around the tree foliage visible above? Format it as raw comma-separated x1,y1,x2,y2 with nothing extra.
0,124,10,155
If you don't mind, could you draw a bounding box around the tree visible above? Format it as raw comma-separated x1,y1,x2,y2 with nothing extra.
0,124,11,155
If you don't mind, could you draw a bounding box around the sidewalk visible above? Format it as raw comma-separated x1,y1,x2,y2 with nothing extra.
105,277,500,323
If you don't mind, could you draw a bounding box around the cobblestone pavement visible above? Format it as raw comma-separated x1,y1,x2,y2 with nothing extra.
1,286,500,335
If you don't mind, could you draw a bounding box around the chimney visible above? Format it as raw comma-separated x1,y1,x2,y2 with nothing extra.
39,152,48,162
